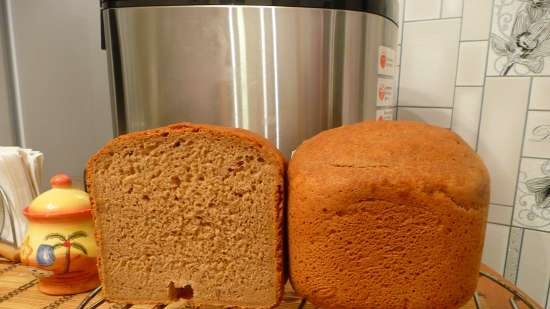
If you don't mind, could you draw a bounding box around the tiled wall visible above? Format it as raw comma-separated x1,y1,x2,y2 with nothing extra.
396,0,550,307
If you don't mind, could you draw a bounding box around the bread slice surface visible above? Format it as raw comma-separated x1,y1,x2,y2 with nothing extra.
86,123,285,307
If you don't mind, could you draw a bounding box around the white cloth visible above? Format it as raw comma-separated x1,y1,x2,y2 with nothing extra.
0,147,43,246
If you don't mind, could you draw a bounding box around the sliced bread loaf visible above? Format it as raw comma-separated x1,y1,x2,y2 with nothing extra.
86,123,285,307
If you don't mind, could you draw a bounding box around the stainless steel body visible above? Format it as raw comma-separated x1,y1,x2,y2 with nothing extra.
103,5,398,156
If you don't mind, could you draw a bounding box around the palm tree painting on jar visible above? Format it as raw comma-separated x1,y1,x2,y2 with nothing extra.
491,0,550,75
40,231,88,273
22,174,99,295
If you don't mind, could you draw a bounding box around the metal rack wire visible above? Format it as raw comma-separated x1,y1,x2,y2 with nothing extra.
478,270,538,309
76,271,541,309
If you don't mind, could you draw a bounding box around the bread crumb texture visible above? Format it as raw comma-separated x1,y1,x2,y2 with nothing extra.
288,120,490,309
86,123,285,308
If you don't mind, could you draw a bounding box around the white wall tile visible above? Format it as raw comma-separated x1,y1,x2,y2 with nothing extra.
516,230,550,307
399,19,461,107
513,158,550,232
530,77,550,110
461,0,493,41
523,111,550,159
478,77,530,205
397,107,452,128
482,223,510,275
456,41,488,86
451,86,482,148
441,0,463,18
404,0,441,21
488,204,513,225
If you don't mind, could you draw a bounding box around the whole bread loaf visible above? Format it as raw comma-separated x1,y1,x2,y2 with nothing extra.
86,123,285,308
288,120,490,309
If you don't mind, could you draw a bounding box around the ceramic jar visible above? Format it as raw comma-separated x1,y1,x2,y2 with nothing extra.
21,174,99,295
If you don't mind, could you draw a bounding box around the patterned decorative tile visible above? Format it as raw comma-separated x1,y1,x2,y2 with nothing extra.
456,41,488,86
513,158,550,232
488,0,550,76
516,229,550,307
451,86,483,148
404,0,442,21
530,77,550,110
488,204,514,225
441,0,464,18
397,107,452,128
503,226,524,283
523,111,550,158
399,19,461,107
461,0,493,41
482,223,511,275
478,77,531,205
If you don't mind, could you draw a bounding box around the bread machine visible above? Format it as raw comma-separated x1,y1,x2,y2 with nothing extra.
100,0,398,156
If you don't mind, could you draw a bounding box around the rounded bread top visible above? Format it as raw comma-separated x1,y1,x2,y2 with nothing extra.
289,120,490,211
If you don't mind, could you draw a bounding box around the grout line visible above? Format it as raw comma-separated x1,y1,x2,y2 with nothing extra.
486,74,550,77
449,1,467,130
510,222,550,233
398,105,453,109
395,0,407,119
473,87,485,151
491,202,514,207
473,0,496,152
439,0,444,19
403,16,461,23
488,218,513,225
455,85,485,88
528,108,550,112
461,39,490,43
522,155,550,161
487,221,550,234
456,83,485,87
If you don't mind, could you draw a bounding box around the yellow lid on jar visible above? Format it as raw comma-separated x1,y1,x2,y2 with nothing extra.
25,174,90,219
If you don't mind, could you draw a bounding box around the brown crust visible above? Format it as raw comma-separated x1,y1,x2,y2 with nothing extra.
289,120,490,212
86,122,285,308
287,120,490,309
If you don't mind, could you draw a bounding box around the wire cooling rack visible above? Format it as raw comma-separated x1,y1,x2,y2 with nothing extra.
76,270,541,309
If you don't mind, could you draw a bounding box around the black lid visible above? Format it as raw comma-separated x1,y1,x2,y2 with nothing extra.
101,0,398,25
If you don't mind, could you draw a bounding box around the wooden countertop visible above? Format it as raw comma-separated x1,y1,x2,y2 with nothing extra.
0,261,542,309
